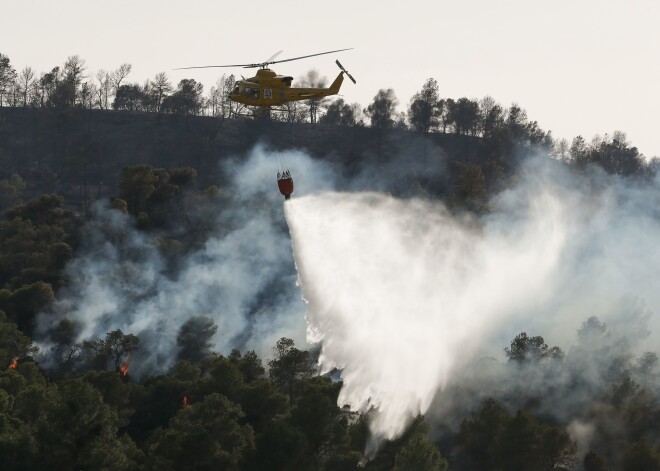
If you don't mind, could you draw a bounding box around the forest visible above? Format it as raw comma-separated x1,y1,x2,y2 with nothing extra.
1,52,660,470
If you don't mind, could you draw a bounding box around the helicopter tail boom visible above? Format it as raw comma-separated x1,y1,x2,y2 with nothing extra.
326,61,356,95
328,72,345,95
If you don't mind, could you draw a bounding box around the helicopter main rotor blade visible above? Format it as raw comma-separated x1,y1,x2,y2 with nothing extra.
174,63,257,70
175,48,352,70
265,48,353,66
263,50,283,64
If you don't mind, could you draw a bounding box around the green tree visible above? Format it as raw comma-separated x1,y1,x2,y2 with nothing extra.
455,398,509,470
588,131,648,177
228,349,265,382
525,120,554,150
448,97,480,136
113,83,149,111
0,403,37,470
0,53,17,107
268,338,314,403
365,416,442,471
291,377,351,465
365,88,398,130
83,370,134,427
453,163,487,210
393,433,447,471
31,378,139,470
37,66,60,107
127,374,192,444
408,78,440,134
62,55,86,107
506,103,528,141
95,69,112,109
105,330,140,373
119,164,157,215
299,69,328,124
205,356,244,401
320,98,359,126
78,330,139,373
569,135,589,164
0,174,26,211
4,193,76,228
439,98,454,133
176,316,217,365
0,310,38,368
365,88,398,161
578,316,608,340
162,79,204,116
252,419,313,471
146,393,254,471
150,72,173,117
0,282,56,335
17,67,35,107
504,332,563,363
111,63,132,94
491,410,577,471
479,95,505,139
236,379,288,433
168,167,197,188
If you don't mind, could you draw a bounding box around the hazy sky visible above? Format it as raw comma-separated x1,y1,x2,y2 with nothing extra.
2,0,659,156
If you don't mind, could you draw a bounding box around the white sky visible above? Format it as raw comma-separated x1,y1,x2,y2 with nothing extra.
2,0,659,156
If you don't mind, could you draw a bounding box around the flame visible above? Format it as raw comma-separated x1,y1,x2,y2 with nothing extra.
8,357,18,369
182,395,190,408
119,352,131,377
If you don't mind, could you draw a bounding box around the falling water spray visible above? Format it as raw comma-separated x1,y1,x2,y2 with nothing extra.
284,186,569,446
284,160,660,453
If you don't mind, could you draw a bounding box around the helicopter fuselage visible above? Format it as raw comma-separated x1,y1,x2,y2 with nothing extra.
229,68,344,107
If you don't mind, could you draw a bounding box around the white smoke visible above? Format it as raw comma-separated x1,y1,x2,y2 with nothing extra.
284,158,660,448
37,144,335,375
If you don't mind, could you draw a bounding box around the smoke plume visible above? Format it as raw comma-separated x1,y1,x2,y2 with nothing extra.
37,144,335,375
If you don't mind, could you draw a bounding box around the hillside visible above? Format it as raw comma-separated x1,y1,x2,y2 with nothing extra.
0,107,488,210
1,105,660,470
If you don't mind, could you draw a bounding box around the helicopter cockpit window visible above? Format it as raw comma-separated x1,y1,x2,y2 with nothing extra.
242,87,260,99
232,86,239,95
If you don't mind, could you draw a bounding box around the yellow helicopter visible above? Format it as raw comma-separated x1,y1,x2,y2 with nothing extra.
176,49,356,107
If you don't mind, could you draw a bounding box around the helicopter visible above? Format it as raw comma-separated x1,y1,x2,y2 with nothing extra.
176,48,356,108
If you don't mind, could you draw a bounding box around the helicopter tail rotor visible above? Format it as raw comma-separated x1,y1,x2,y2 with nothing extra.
336,60,356,84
